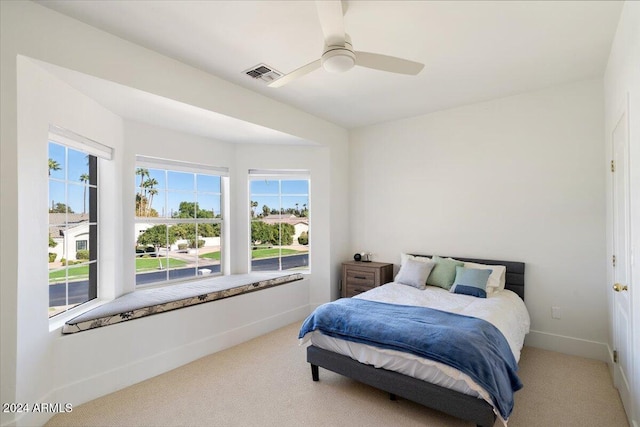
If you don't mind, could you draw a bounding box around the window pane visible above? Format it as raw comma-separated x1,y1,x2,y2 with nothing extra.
281,196,308,216
197,193,220,218
250,195,279,217
67,183,85,215
147,169,166,190
197,174,220,193
249,176,309,273
281,180,308,194
48,142,65,180
68,149,89,184
135,224,169,285
49,180,66,214
169,192,195,218
48,142,98,318
251,180,279,195
136,168,164,218
135,165,224,287
167,171,194,191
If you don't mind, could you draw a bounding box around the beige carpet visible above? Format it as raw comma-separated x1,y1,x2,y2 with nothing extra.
46,322,629,427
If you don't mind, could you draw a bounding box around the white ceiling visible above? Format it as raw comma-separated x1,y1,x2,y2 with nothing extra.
34,59,314,145
37,0,622,130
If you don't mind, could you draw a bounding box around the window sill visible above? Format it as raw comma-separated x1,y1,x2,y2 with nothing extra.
49,298,111,333
61,272,303,334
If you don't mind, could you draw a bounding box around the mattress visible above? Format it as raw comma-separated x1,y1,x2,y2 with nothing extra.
308,282,530,419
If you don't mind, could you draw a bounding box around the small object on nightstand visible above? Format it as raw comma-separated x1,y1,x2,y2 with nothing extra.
342,261,393,298
353,253,362,262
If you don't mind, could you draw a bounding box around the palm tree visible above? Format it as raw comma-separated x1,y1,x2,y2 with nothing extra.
250,200,258,218
79,173,89,214
48,158,61,176
141,177,158,216
135,168,149,216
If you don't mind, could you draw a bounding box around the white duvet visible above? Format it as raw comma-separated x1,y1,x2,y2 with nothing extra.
308,282,530,422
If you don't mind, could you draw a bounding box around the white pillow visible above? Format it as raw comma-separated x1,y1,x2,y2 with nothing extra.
463,261,506,294
400,253,432,265
395,258,436,290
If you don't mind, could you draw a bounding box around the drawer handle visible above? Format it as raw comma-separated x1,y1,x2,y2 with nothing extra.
354,275,367,279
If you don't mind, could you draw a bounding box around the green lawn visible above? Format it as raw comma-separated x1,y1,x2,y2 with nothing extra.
200,248,308,260
251,248,305,259
134,257,187,272
49,258,188,281
49,265,89,282
200,251,221,260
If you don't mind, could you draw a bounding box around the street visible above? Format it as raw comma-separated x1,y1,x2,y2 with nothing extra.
49,253,308,307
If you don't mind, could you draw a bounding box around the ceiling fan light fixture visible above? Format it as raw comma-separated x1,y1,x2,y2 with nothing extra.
321,48,356,73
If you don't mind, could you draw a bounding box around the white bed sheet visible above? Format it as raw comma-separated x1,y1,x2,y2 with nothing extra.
308,282,530,421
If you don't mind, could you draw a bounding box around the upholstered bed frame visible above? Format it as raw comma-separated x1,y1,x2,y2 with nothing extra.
306,256,525,427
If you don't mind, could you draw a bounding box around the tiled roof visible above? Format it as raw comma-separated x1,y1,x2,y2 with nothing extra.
257,215,308,225
49,213,89,236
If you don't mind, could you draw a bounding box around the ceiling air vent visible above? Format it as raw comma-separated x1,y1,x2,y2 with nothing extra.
243,64,282,84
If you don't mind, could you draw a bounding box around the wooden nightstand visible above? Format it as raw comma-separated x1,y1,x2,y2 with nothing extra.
342,261,394,298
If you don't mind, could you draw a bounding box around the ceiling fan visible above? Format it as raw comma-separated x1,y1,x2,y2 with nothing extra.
269,1,424,88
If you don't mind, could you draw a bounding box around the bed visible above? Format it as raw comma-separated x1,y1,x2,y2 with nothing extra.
299,255,528,427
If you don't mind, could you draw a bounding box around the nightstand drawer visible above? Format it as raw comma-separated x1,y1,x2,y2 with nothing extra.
346,284,373,297
345,269,376,287
342,261,393,298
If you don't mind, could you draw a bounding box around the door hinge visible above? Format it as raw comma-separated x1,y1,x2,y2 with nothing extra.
613,255,616,267
613,350,618,363
611,160,615,172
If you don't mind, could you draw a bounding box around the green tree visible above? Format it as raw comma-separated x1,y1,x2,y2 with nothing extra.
250,200,258,218
250,221,294,246
262,205,270,217
137,225,177,268
280,223,295,245
173,201,214,219
251,221,271,246
49,202,74,214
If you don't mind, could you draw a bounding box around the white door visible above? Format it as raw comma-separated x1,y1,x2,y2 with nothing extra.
612,108,632,420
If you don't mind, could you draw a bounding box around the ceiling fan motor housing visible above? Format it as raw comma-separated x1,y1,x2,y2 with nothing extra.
321,44,356,73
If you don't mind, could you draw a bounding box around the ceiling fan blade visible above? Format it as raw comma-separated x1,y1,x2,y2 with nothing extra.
315,0,345,46
268,59,322,88
355,51,424,75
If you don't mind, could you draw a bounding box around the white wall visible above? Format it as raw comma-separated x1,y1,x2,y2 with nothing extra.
349,79,607,359
604,2,640,425
0,2,348,427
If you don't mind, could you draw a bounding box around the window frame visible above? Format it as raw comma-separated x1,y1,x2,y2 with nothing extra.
47,125,112,319
248,170,310,273
134,156,228,288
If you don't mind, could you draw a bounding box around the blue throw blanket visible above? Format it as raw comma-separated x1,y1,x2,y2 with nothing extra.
299,298,522,420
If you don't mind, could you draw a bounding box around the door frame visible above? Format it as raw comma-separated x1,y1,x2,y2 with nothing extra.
608,93,637,426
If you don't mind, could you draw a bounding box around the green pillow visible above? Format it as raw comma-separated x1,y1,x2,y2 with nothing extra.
426,256,464,290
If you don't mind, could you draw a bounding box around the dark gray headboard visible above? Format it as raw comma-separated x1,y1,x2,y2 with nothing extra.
410,255,526,300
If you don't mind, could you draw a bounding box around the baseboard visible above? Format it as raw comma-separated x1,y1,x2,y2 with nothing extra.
525,329,609,362
7,304,310,427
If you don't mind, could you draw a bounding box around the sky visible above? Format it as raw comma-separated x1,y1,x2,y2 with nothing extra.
250,179,309,216
49,142,309,218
